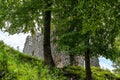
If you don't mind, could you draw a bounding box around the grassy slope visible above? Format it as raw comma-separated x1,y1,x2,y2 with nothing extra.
0,41,65,80
63,66,120,80
0,40,120,80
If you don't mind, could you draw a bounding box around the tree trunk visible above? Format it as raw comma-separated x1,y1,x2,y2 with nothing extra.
85,49,92,80
69,54,77,80
69,54,75,66
43,2,55,68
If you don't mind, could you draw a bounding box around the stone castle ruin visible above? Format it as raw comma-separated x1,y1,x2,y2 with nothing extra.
23,32,99,68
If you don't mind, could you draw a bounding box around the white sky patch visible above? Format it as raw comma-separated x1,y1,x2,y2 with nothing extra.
99,57,114,71
0,31,29,52
0,31,114,71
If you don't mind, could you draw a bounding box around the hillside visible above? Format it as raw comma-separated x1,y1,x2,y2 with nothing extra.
0,41,65,80
0,40,120,80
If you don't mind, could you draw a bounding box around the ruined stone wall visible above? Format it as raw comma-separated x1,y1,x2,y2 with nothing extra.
90,56,100,67
23,32,71,67
23,32,99,67
23,33,44,59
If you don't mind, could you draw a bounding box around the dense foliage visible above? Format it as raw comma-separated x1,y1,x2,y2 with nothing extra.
0,0,44,34
54,0,120,60
53,1,120,79
112,58,120,74
0,0,120,79
112,35,120,74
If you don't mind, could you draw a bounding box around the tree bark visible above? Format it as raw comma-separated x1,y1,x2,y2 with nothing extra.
69,54,75,66
43,2,55,68
70,54,79,66
85,49,92,80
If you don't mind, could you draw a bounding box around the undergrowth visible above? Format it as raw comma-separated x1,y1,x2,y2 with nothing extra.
0,40,120,80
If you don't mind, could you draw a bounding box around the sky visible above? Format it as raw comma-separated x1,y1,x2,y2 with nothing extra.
0,31,29,52
0,30,114,71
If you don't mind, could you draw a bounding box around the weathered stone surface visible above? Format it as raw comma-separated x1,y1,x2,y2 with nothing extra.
23,32,99,67
23,33,44,59
90,56,100,67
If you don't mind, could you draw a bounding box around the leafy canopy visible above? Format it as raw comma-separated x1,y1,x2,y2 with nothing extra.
54,0,120,59
0,0,46,34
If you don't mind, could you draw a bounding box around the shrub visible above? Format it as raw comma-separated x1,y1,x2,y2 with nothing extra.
63,66,120,80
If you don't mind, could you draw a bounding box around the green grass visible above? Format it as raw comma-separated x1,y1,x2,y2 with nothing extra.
0,40,120,80
0,41,65,80
63,66,120,80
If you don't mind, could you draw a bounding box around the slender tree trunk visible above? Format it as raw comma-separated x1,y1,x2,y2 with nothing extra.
69,54,76,80
43,2,55,68
70,54,78,66
69,54,75,66
85,49,92,80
